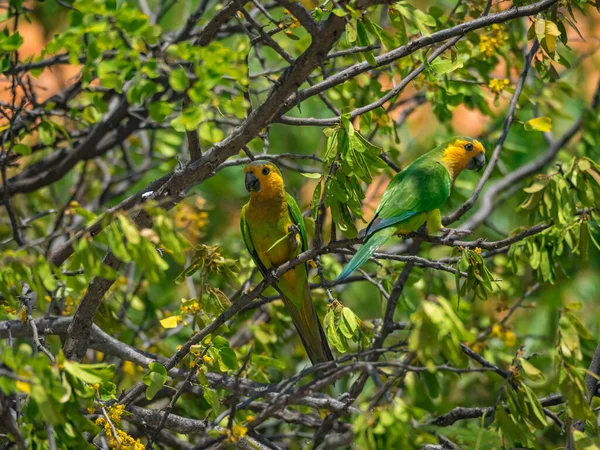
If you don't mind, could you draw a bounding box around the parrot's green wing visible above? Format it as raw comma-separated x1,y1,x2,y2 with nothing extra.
366,158,451,236
337,156,452,281
240,204,269,277
285,192,308,253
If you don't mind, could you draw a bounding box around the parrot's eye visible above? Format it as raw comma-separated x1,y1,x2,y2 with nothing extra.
262,167,270,176
465,143,474,152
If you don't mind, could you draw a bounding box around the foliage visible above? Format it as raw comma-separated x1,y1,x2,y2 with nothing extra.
0,0,600,449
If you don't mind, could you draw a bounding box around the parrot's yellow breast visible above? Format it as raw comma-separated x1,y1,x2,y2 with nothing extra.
245,203,299,268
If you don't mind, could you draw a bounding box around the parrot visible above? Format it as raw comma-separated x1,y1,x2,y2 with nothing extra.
241,160,334,364
336,136,486,281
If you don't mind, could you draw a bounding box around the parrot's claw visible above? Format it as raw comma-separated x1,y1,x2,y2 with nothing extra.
288,223,300,236
288,224,301,249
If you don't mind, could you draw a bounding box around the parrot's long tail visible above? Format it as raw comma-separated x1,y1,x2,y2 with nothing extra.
336,227,395,281
277,273,334,365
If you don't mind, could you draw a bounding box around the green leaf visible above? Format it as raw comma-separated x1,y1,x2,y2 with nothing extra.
143,372,165,400
11,144,31,155
572,430,600,450
396,3,435,36
342,307,358,335
38,121,56,145
325,310,344,353
523,182,548,193
149,101,173,121
218,347,238,371
346,19,357,44
522,384,547,428
0,31,23,51
388,8,408,45
253,354,286,370
63,361,104,384
357,21,376,67
169,67,188,92
118,215,140,245
430,58,463,77
203,387,220,414
143,362,167,400
147,362,167,376
520,358,547,382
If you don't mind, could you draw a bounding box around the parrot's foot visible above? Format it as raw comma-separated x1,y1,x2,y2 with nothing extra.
440,228,472,242
288,224,301,249
288,223,300,236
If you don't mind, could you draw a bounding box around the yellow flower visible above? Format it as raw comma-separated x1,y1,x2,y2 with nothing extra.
288,16,301,29
107,428,145,450
488,78,510,94
173,201,210,243
18,308,27,324
107,404,126,424
479,25,508,58
3,306,18,315
97,405,144,449
62,295,80,316
491,324,502,337
181,300,201,315
232,424,248,440
503,330,517,347
479,36,494,58
202,355,213,364
122,361,142,376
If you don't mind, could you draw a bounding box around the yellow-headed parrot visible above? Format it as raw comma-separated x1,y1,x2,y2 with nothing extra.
241,161,333,364
337,137,486,281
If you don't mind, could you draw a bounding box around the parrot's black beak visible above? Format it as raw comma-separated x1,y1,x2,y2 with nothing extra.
467,152,486,172
245,172,261,192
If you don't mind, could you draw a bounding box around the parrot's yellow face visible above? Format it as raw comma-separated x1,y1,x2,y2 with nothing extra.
441,137,486,178
244,161,284,197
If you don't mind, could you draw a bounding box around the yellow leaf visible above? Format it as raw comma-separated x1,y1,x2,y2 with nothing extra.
534,18,545,38
545,21,561,37
524,117,552,132
545,35,557,53
16,380,31,393
160,316,181,329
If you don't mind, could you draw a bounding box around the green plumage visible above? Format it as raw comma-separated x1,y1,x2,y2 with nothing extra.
336,143,452,281
241,187,333,365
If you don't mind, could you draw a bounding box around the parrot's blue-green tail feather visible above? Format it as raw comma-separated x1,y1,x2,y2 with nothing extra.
336,228,395,281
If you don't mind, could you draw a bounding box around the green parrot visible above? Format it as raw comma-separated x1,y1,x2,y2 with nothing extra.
241,160,333,364
337,136,486,281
